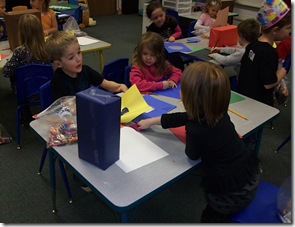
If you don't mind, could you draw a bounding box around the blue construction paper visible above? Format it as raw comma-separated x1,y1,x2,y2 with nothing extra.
186,37,201,43
164,42,192,53
153,84,181,99
132,95,176,122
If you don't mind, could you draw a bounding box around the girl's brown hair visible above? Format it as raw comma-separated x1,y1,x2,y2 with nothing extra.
181,61,230,127
132,31,170,75
18,14,49,61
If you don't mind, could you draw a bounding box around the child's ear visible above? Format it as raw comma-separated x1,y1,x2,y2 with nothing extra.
53,60,62,68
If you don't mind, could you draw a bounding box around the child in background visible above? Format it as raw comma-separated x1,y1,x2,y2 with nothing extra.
193,0,222,38
46,31,128,101
30,0,58,36
3,14,50,93
137,61,261,223
146,0,182,42
238,0,291,107
146,0,184,70
209,18,260,77
129,31,182,93
0,0,5,16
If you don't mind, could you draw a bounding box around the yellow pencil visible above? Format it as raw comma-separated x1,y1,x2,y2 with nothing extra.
228,108,248,120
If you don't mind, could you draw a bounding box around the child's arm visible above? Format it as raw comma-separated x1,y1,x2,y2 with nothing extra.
129,65,164,92
169,25,182,42
209,48,245,66
194,13,210,30
137,116,161,130
167,65,182,85
100,79,128,93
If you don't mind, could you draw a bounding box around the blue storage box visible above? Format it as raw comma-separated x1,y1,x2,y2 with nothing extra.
76,87,121,170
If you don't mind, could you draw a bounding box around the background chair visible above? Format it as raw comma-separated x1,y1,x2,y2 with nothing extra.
124,65,131,88
231,181,281,223
15,64,53,149
275,134,291,153
187,20,197,37
38,81,73,203
12,5,28,11
102,58,130,87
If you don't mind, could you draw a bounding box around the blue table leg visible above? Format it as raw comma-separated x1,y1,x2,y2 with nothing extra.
49,148,57,213
254,128,264,156
121,211,129,223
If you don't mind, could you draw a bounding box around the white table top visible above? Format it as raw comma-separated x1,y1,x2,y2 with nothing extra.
30,93,279,212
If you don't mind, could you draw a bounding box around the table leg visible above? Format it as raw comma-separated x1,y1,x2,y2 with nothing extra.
99,50,104,73
120,211,129,223
254,128,264,156
49,148,57,213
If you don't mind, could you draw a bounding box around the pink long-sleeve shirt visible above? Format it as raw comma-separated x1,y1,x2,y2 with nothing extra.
129,64,182,92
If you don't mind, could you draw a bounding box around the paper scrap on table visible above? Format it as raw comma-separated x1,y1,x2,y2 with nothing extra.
120,84,152,123
77,36,100,45
116,127,169,173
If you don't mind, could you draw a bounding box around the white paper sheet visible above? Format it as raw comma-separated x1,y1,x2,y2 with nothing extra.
116,127,169,173
77,36,100,45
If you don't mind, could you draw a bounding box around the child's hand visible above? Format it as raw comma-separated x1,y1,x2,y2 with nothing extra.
137,119,152,130
208,53,214,58
168,36,176,42
114,84,128,93
168,80,177,88
210,47,220,53
162,81,170,89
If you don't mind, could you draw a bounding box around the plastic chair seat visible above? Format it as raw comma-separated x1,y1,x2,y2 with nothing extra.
232,181,281,223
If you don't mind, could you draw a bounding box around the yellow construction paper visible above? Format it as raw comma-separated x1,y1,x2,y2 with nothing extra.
121,85,152,123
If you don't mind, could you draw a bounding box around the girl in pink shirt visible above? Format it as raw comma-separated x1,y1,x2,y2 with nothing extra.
129,32,182,93
193,0,222,38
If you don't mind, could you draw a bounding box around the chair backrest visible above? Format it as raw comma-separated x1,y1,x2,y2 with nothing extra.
166,8,179,24
15,64,53,105
39,80,54,110
12,6,28,11
102,58,129,86
124,65,131,88
187,20,197,37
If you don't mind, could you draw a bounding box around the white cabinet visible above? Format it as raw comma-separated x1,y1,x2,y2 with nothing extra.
142,3,151,34
162,0,192,14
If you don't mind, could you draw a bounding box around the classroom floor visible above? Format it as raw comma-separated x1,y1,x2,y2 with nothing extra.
0,14,292,223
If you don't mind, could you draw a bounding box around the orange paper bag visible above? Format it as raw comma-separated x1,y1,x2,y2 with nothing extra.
209,25,238,47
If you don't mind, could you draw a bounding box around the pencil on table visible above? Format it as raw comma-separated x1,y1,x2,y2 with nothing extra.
228,108,248,120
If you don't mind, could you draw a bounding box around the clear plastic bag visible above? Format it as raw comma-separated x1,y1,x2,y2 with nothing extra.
277,176,291,223
63,16,80,33
274,78,289,105
33,96,78,147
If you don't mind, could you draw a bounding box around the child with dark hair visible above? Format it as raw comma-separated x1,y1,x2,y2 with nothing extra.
146,0,184,70
137,61,261,223
129,31,182,92
30,0,58,36
238,0,291,106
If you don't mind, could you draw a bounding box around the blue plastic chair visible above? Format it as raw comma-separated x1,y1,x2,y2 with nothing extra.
232,181,281,223
38,80,73,203
187,20,197,37
166,8,180,24
102,58,129,86
15,63,53,149
124,65,131,88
